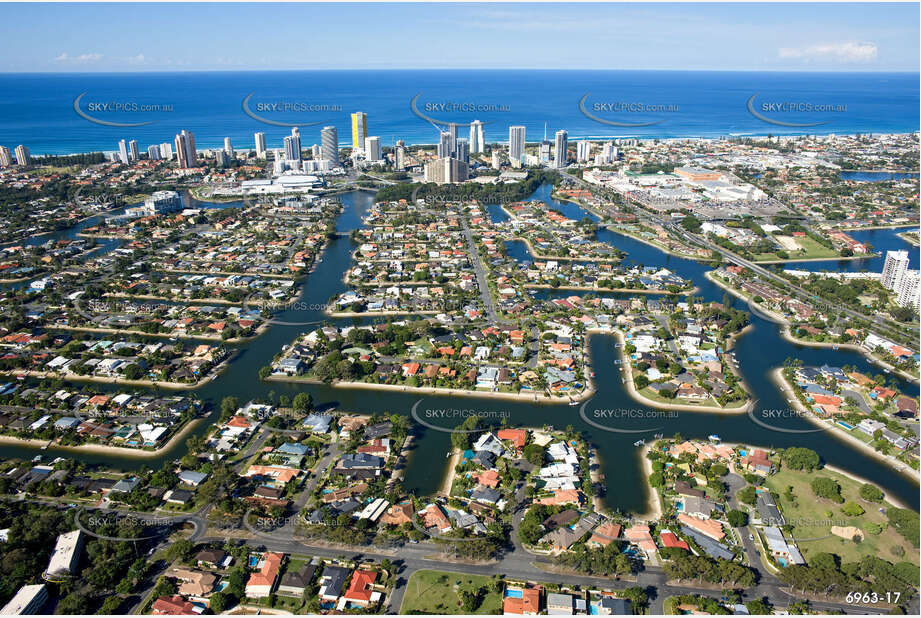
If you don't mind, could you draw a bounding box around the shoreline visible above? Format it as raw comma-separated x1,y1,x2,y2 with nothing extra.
0,417,202,459
523,283,696,295
266,374,593,404
637,445,663,522
705,270,920,385
609,328,754,414
604,225,711,262
438,448,462,497
752,252,880,265
770,367,920,484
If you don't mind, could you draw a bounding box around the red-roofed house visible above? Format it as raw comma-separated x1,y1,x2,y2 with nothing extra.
342,569,381,608
245,552,283,598
503,586,541,615
152,595,199,615
660,531,690,552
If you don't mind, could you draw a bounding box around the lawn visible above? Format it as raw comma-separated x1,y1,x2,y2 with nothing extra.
763,466,917,567
752,235,840,262
400,569,503,614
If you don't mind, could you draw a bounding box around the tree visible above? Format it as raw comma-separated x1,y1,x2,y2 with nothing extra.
810,477,844,503
781,447,820,471
57,592,90,614
858,483,884,502
841,502,865,517
292,392,313,413
727,509,749,527
746,598,773,615
258,365,272,380
523,444,545,466
737,486,757,506
122,363,142,380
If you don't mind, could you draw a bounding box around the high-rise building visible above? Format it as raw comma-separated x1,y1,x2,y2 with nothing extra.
882,250,910,290
602,141,618,163
0,146,12,167
141,190,183,214
174,130,197,168
224,137,234,158
320,125,339,166
424,157,469,184
437,131,454,159
455,139,469,164
896,269,920,310
469,120,485,154
538,140,551,164
508,126,526,164
394,140,407,171
147,144,161,160
283,127,301,164
14,145,30,166
364,136,382,162
311,144,320,158
129,139,139,162
118,139,129,164
448,123,458,149
554,129,568,168
254,132,266,159
577,141,591,163
491,150,501,169
351,112,367,150
159,142,173,160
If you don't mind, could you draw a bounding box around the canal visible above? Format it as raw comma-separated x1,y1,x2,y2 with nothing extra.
1,185,918,516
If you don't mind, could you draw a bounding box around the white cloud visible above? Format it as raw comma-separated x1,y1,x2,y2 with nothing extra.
125,53,146,65
53,52,104,63
778,42,878,63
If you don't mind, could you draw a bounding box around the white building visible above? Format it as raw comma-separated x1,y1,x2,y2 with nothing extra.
364,136,382,162
44,530,83,581
508,125,526,165
469,119,485,153
0,584,48,615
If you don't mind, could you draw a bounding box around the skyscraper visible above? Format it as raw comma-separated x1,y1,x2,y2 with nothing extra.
159,142,173,160
174,130,197,168
129,139,140,162
284,127,301,165
394,140,407,171
438,131,454,159
469,120,485,154
147,144,161,160
539,140,551,164
224,137,234,158
896,269,920,310
118,139,129,164
351,112,367,150
577,141,591,163
321,125,339,166
365,136,382,162
448,123,458,150
424,157,469,184
14,145,29,166
0,146,12,167
254,132,266,159
882,250,910,289
455,139,469,164
554,130,568,168
508,126,526,165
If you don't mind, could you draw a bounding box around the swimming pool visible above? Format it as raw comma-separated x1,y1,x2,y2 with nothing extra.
506,589,523,599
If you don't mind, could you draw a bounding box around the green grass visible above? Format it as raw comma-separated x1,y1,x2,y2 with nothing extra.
753,235,840,261
763,466,917,567
400,569,503,614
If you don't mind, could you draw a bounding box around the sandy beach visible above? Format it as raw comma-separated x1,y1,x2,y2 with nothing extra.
637,445,663,522
437,448,462,496
523,283,696,295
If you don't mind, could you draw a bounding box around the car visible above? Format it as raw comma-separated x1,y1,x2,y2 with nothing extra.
749,534,754,541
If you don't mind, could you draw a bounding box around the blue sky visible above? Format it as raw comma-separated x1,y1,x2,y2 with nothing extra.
1,2,917,72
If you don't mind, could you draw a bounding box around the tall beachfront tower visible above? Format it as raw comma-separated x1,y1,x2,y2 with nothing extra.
321,125,339,166
254,132,266,159
174,130,197,168
351,111,367,150
469,120,485,154
554,129,568,168
508,125,526,165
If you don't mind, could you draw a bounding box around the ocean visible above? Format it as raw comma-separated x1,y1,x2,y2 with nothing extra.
0,69,917,155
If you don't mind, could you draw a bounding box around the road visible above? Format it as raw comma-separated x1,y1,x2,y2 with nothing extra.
557,170,918,343
460,214,499,323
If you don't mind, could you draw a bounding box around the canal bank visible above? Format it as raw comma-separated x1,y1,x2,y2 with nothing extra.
1,185,917,517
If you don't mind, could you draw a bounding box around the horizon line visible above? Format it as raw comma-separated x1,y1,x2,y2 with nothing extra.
2,67,919,75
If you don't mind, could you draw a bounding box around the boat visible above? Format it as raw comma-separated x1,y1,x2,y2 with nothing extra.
633,439,645,446
708,434,721,443
568,400,579,406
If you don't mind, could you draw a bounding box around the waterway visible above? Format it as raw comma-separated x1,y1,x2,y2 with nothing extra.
1,185,918,516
